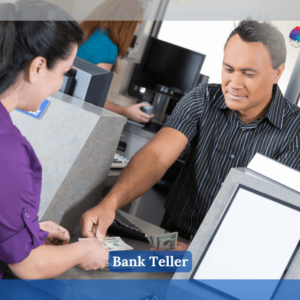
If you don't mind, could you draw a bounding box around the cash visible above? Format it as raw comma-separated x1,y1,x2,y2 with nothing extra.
147,232,178,250
78,236,133,251
102,237,133,251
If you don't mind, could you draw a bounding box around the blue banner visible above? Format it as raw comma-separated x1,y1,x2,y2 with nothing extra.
108,251,192,273
1,280,300,300
16,99,50,119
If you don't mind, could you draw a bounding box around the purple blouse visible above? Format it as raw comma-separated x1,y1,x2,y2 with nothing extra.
0,102,48,279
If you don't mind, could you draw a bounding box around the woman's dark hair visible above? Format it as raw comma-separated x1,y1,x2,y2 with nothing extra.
225,19,287,70
0,1,85,95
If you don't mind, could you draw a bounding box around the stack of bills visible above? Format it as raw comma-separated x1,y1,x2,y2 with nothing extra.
78,236,133,251
147,232,178,250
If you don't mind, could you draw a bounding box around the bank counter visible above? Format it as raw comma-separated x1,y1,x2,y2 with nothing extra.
10,91,126,235
56,211,188,280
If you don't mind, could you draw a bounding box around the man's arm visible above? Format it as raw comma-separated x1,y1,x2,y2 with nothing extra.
80,127,188,238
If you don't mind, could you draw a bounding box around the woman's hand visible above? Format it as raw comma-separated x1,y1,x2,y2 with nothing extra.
124,103,154,123
9,238,109,279
150,241,189,251
40,221,70,245
77,238,109,270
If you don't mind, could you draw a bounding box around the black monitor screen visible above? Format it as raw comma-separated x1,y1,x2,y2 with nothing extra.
134,38,206,94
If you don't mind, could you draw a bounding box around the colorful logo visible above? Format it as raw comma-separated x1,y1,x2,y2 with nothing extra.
289,26,300,48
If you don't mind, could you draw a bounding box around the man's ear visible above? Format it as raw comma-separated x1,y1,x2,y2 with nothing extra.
273,63,285,84
28,56,47,84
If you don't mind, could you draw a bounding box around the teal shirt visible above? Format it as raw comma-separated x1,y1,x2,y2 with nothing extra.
77,29,118,65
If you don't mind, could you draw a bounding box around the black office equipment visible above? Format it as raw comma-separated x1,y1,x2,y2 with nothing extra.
129,37,206,97
108,210,148,243
117,140,127,152
60,68,77,96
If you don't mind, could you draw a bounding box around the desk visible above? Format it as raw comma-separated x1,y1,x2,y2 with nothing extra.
56,211,188,280
104,169,123,191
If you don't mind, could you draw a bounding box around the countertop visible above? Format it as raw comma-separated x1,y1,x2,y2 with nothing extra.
123,122,162,141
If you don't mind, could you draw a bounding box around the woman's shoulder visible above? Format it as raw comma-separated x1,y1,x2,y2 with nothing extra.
0,132,37,168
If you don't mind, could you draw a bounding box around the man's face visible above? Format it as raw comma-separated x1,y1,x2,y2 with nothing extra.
222,34,283,116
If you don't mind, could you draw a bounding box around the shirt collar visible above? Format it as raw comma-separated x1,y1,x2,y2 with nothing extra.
0,101,13,128
212,84,285,130
264,84,285,130
211,86,227,109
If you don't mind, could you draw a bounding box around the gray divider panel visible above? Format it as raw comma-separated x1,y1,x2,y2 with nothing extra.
10,91,126,233
72,57,113,108
173,167,300,280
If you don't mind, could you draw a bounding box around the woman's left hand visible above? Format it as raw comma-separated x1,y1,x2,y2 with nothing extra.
40,221,70,245
150,241,189,251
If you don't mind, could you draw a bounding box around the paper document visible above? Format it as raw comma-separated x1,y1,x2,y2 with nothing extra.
247,153,300,192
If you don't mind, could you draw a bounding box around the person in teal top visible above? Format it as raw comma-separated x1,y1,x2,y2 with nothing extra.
77,0,154,123
77,29,118,66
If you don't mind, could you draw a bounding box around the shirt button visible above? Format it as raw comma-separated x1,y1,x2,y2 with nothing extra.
221,182,224,186
24,213,30,218
231,154,235,159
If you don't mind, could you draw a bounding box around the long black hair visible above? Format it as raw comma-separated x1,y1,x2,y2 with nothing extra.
0,1,85,95
225,19,286,70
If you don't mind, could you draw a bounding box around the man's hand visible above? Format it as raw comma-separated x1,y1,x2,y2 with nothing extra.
80,203,116,240
150,241,189,251
39,221,70,245
79,128,188,242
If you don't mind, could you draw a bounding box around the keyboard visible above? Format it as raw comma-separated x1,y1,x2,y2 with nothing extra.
111,153,130,169
108,210,148,243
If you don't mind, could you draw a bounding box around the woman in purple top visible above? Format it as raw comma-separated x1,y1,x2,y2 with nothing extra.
0,1,108,279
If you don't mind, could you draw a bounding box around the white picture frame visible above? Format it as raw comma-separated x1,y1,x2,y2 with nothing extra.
190,185,300,300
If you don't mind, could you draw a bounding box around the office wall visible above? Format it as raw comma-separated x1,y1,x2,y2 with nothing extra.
158,21,300,95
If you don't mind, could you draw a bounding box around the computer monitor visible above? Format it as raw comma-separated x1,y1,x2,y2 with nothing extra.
132,37,206,95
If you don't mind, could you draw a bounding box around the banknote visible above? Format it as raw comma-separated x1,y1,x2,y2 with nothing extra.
78,236,133,252
147,232,178,250
102,237,133,251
